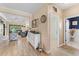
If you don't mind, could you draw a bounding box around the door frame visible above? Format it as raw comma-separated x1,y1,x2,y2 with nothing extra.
64,15,79,44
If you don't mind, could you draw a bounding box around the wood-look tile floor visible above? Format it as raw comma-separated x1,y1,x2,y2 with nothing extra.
0,38,79,56
50,45,79,56
0,38,47,56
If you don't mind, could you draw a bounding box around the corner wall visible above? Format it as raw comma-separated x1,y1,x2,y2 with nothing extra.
33,4,64,53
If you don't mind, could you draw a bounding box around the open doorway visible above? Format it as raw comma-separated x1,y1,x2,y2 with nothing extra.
9,25,22,41
64,16,79,49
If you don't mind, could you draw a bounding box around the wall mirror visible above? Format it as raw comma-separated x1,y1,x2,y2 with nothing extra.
72,21,78,25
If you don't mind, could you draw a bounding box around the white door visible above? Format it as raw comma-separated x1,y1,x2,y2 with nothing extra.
65,20,70,43
50,13,60,50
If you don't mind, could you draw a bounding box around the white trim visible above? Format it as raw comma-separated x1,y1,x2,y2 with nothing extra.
57,16,60,47
59,43,65,47
44,50,51,54
64,19,66,44
65,15,79,19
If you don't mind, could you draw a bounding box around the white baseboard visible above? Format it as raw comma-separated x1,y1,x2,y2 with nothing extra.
59,43,65,47
43,49,51,54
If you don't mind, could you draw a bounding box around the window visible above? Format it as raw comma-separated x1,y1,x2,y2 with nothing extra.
0,23,3,35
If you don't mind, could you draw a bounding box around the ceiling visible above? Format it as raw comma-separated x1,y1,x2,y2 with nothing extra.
0,3,78,14
54,3,78,10
0,3,45,14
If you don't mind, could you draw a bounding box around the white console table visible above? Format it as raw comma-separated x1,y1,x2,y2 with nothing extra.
27,31,40,49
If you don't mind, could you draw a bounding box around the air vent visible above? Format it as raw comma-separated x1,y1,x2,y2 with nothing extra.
53,6,57,12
